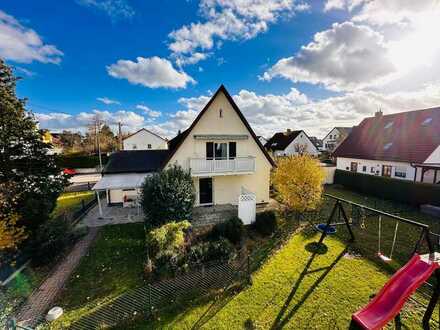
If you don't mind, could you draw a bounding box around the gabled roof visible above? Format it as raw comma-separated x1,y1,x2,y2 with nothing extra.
333,107,440,163
264,130,303,151
103,150,169,174
309,136,323,148
323,127,352,140
164,85,275,167
123,128,167,142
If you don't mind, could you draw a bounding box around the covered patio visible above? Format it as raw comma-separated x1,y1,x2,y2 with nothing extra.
412,163,440,184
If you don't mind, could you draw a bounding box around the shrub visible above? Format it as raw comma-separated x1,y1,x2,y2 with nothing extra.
147,221,191,258
210,216,244,245
141,164,195,228
334,170,440,207
254,211,277,236
188,238,236,264
30,218,76,266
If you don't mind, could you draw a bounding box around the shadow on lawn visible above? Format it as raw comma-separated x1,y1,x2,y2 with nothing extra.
270,244,348,330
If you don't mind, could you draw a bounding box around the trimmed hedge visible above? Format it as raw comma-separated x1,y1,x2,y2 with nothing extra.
56,154,108,169
334,169,440,206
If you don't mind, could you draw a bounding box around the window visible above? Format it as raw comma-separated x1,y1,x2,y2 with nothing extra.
206,142,214,159
362,166,367,172
350,162,358,172
219,108,223,118
132,144,137,150
382,165,392,177
422,117,432,126
229,142,236,159
395,166,407,178
147,144,152,149
384,142,393,150
370,167,376,174
215,143,227,159
384,122,394,129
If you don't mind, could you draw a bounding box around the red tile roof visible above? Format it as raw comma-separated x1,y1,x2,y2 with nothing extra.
333,107,440,163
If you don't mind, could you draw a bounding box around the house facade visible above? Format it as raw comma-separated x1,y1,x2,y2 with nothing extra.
322,127,352,151
93,85,274,210
122,128,168,150
265,130,320,157
333,108,440,183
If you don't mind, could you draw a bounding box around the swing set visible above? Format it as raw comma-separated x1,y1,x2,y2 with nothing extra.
316,194,440,330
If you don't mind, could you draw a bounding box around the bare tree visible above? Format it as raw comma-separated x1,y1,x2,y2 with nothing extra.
294,143,308,155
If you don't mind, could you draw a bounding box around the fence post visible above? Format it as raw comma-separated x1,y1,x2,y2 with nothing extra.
81,199,85,211
148,283,153,315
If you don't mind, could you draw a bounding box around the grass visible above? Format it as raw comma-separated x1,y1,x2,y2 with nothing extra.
121,230,438,329
51,191,95,218
49,223,145,329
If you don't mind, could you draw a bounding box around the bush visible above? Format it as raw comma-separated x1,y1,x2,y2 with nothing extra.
141,165,195,228
334,169,440,206
254,211,277,236
30,218,76,266
56,154,108,169
210,216,244,245
188,238,236,264
147,221,191,258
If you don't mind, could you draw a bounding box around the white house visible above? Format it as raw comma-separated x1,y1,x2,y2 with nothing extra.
122,128,168,150
265,129,320,157
322,127,352,151
93,85,275,211
257,136,268,146
333,108,440,183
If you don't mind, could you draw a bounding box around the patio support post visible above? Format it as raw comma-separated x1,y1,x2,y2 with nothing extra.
414,167,418,182
96,190,103,217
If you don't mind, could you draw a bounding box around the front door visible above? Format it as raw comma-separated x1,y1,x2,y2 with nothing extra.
199,178,213,205
382,165,392,177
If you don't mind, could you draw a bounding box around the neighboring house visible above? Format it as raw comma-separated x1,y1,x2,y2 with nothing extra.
322,127,352,151
333,108,440,183
309,136,323,151
122,128,168,150
93,85,275,210
265,129,320,157
40,130,63,154
257,136,268,147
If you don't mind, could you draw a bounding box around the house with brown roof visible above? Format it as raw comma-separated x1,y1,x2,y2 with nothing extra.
265,129,320,157
333,108,440,183
322,127,352,151
93,85,274,212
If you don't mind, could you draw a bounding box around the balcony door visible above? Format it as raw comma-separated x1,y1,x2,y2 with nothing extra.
206,142,236,160
199,178,213,205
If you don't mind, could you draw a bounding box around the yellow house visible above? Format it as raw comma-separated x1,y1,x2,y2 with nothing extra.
93,85,274,213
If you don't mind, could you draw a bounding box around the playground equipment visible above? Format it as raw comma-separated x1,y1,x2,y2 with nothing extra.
314,223,337,235
317,194,440,330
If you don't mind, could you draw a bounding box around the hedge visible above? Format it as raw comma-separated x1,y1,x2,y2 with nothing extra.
56,154,108,169
334,169,440,207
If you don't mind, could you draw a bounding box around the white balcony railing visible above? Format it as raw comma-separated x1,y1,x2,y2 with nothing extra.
189,157,256,176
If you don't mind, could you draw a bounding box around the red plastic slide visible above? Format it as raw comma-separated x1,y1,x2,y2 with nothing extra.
352,254,439,329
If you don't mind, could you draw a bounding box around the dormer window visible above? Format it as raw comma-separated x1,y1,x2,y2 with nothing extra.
384,122,393,129
219,108,223,118
384,142,393,150
422,117,432,126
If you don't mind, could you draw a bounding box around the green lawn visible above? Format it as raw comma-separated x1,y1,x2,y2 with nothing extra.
122,230,437,329
49,223,145,329
51,191,95,218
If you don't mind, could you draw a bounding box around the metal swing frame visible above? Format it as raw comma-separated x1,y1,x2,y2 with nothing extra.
317,194,440,329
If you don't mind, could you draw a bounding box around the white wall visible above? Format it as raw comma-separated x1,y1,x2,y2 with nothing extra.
274,132,319,157
123,129,168,150
336,157,415,181
425,145,440,164
322,128,343,151
321,164,336,184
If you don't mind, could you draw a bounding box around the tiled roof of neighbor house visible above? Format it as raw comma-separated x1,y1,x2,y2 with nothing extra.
333,107,440,163
309,136,323,148
265,130,303,151
103,150,169,174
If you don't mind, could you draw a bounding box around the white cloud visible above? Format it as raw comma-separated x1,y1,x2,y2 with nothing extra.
136,104,161,118
76,0,135,20
323,0,364,12
97,97,120,105
168,0,309,65
107,56,195,89
262,22,396,91
0,10,63,64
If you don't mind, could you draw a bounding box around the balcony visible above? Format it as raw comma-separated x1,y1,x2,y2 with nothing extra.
189,157,256,176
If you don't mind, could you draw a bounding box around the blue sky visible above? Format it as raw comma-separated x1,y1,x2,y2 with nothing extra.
2,1,440,138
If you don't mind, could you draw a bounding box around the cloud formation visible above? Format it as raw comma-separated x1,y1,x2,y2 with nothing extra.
168,0,309,65
76,0,135,20
136,104,161,118
0,10,63,64
97,97,120,105
262,22,395,91
107,56,195,89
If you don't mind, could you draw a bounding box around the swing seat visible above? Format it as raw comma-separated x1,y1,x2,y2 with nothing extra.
378,253,392,263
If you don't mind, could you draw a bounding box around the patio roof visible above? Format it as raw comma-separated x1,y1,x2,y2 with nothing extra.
92,173,152,190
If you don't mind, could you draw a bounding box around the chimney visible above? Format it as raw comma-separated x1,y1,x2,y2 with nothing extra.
375,109,383,118
286,128,292,134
